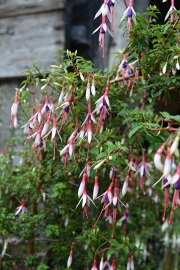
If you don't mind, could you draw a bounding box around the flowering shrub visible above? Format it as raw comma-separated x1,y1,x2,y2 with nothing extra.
1,0,180,269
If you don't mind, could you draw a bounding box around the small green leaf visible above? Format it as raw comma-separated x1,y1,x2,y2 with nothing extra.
129,125,142,138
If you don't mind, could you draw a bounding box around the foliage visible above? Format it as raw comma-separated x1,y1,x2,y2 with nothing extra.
1,2,180,270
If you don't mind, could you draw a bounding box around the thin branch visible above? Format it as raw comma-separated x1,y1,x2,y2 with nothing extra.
110,73,134,84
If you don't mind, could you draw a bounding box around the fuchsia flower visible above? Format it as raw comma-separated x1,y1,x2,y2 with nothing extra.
41,95,52,115
78,100,96,144
93,11,113,58
126,256,134,270
93,172,99,200
94,1,111,21
101,182,113,205
28,126,43,150
109,0,116,32
153,145,172,187
76,188,96,209
15,197,27,216
67,246,73,268
120,0,136,38
41,115,51,137
78,172,87,198
122,175,129,197
93,0,113,57
99,254,104,270
154,143,165,172
60,124,78,156
11,91,18,116
58,86,65,104
85,77,96,100
164,0,176,22
95,80,111,113
168,174,180,224
94,80,110,134
86,78,91,101
91,255,98,270
34,102,42,124
11,91,19,128
91,76,96,96
170,133,180,156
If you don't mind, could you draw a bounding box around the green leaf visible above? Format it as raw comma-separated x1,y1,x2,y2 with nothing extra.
107,249,116,255
129,125,143,138
160,112,180,122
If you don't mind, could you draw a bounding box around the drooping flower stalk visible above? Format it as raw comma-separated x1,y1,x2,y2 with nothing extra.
162,178,170,221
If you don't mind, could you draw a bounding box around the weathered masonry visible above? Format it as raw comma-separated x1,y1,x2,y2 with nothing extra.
0,0,65,143
0,0,65,78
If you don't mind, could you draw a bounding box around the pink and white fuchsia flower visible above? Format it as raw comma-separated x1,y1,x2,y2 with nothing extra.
120,0,136,38
67,246,73,268
164,0,176,22
93,172,99,200
15,200,27,216
153,147,172,187
91,255,98,270
94,1,111,21
154,143,165,172
76,188,96,209
11,91,19,128
60,125,78,157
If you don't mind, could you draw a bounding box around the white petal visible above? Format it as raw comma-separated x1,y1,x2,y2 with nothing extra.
41,123,49,137
86,87,90,101
122,181,128,197
87,130,92,144
113,196,118,206
69,144,73,156
92,25,101,35
67,256,72,268
91,84,96,96
163,158,172,177
94,8,102,19
78,180,85,198
60,144,69,156
120,8,128,23
154,153,163,172
82,194,87,208
51,127,56,140
101,4,109,17
93,185,99,200
170,136,179,155
11,103,18,115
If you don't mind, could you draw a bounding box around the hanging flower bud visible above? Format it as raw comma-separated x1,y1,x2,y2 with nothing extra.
170,133,180,156
67,246,73,268
11,91,18,116
122,176,129,197
91,254,98,270
64,215,69,227
91,77,96,96
162,62,167,74
99,253,104,270
93,172,99,200
154,143,165,172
